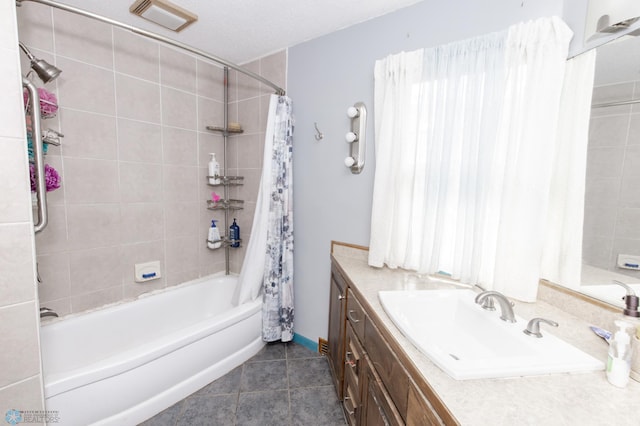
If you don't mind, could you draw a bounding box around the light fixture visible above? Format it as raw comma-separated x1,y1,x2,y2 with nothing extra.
129,0,197,32
18,42,62,83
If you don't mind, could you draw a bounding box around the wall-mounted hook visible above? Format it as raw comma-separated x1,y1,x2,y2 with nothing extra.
313,122,324,141
345,102,366,174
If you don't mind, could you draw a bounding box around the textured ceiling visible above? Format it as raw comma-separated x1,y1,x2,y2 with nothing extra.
46,0,424,64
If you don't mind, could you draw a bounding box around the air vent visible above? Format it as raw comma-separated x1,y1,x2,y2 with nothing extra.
318,338,329,355
129,0,197,32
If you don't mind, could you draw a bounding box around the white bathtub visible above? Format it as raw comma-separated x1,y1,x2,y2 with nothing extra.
40,273,264,425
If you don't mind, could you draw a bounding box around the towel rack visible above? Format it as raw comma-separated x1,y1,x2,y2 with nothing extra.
23,77,48,233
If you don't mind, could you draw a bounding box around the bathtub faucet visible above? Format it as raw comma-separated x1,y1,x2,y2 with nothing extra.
40,307,58,318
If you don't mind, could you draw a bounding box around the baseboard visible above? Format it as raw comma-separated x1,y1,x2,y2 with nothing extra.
292,333,318,353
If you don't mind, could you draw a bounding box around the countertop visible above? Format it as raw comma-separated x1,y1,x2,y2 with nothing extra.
331,243,640,426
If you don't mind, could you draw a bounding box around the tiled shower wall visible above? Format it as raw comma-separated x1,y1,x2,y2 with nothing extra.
584,82,640,280
0,1,44,416
17,2,286,317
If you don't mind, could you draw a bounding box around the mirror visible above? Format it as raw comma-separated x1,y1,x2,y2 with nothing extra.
574,34,640,308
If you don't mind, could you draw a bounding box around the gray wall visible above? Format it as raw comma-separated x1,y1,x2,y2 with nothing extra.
288,0,565,342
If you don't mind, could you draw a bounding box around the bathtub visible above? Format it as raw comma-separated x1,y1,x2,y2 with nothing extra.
40,273,264,425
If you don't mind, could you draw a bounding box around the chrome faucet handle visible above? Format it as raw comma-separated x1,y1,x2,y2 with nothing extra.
474,290,516,323
474,284,495,311
39,307,58,318
523,317,558,338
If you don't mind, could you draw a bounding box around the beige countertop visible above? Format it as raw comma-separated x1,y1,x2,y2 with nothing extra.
332,243,640,426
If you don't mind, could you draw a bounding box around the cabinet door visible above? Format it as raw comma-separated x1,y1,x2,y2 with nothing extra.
328,268,347,399
407,381,443,426
361,358,404,426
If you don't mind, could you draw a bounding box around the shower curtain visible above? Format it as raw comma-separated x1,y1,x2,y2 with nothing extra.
234,94,294,343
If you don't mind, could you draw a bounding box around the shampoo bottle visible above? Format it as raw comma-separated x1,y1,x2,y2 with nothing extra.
207,220,221,249
208,153,220,185
229,218,240,247
606,320,634,388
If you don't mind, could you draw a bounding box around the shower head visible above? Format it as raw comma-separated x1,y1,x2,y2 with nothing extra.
18,42,62,83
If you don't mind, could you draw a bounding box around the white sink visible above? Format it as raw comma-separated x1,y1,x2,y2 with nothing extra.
378,289,604,380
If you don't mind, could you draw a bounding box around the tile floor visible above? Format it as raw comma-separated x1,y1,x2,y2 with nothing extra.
140,342,347,426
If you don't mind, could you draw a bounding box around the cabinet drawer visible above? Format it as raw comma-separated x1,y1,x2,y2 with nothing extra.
343,362,360,426
345,322,364,382
346,290,366,341
364,317,409,421
407,380,443,426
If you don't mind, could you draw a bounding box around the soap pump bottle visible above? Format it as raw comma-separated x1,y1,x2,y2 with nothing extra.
606,320,634,388
618,284,640,382
208,153,220,185
207,220,221,249
229,218,240,248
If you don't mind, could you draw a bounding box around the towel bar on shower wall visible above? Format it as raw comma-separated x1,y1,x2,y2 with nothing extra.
23,77,48,233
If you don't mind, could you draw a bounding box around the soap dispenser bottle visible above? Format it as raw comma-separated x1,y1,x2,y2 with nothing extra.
229,218,240,248
606,320,634,388
208,153,220,185
621,288,640,382
207,220,221,249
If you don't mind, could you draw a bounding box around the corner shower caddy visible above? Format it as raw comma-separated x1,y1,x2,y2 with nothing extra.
204,83,244,256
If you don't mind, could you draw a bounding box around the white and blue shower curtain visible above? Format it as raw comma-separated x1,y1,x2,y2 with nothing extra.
234,95,294,342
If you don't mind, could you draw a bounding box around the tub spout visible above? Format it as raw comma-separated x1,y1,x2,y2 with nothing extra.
40,307,58,318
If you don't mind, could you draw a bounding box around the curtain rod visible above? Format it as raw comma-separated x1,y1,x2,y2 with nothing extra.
16,0,286,96
592,99,640,108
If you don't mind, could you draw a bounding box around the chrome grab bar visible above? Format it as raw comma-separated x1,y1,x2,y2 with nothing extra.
23,77,48,233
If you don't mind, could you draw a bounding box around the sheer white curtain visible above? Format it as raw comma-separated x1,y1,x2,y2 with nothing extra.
369,17,584,301
541,51,596,290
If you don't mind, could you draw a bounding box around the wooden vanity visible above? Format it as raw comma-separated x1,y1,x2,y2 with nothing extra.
327,241,640,426
328,245,456,425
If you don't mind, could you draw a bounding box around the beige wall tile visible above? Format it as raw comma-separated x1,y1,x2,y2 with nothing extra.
59,108,117,159
165,202,198,238
116,74,161,123
0,2,17,50
117,119,163,163
236,133,262,169
36,251,70,303
34,204,68,254
237,97,261,134
615,208,640,240
0,48,26,139
629,114,640,145
119,162,163,203
63,158,119,204
0,302,41,388
161,87,196,129
53,8,113,68
160,46,196,93
120,203,164,243
163,165,197,204
69,246,122,294
16,2,53,53
0,137,32,222
586,146,625,179
56,57,116,115
114,28,159,83
260,50,287,91
165,268,199,287
198,132,225,168
70,285,122,312
163,127,197,166
197,60,224,101
0,224,36,307
588,115,629,148
0,376,44,415
165,236,198,275
236,59,260,101
66,204,121,250
197,97,224,133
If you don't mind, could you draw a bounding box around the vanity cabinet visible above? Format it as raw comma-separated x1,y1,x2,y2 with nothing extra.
329,258,453,426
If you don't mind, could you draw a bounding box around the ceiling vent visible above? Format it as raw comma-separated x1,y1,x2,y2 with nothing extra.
129,0,197,32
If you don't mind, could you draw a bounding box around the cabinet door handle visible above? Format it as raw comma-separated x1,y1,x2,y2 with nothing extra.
345,351,357,369
343,396,356,416
347,310,360,323
338,294,346,300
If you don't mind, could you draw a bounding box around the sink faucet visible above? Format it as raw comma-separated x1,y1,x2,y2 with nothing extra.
475,291,516,323
40,307,58,318
523,317,558,338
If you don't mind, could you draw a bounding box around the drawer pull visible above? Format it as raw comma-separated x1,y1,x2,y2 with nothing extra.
344,396,356,416
347,309,360,323
345,351,357,369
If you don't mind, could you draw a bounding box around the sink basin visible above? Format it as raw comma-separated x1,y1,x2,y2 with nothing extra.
378,289,604,380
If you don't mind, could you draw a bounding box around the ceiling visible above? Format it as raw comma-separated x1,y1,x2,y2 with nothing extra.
47,0,424,64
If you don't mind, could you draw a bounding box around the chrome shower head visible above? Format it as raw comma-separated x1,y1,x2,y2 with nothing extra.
19,42,62,83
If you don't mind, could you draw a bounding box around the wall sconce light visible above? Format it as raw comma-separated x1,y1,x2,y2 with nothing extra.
344,102,366,174
130,0,198,32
